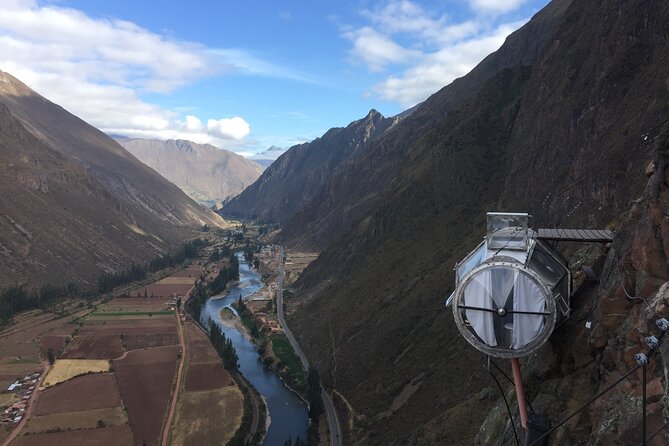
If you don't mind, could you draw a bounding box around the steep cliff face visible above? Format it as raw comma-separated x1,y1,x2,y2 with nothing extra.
221,109,395,224
277,0,572,250
0,71,225,287
117,138,263,207
285,0,669,444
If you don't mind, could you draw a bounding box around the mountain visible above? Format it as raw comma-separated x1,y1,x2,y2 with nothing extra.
116,138,263,208
224,0,572,251
279,0,669,444
250,159,275,170
221,109,396,224
0,70,225,288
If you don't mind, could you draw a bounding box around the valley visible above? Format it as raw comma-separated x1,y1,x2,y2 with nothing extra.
0,235,251,446
2,0,669,444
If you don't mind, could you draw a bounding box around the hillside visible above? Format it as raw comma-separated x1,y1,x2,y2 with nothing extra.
274,0,572,250
221,109,396,224
284,0,669,444
116,138,263,208
0,71,225,288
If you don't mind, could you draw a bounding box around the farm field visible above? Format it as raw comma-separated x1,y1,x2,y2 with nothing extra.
170,387,243,446
185,362,233,391
0,262,245,445
114,346,180,446
23,406,127,434
169,318,243,445
35,373,121,415
12,424,134,446
42,359,109,387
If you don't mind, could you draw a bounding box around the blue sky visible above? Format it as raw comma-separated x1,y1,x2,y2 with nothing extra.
0,0,550,158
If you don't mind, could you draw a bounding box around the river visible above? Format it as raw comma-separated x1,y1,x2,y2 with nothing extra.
200,252,309,445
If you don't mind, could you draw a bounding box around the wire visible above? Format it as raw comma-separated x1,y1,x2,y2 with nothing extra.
488,367,520,446
527,364,642,446
489,358,535,414
646,421,669,443
612,255,649,307
491,226,524,258
528,329,668,446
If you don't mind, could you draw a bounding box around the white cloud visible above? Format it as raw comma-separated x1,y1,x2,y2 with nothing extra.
469,0,528,14
343,0,530,107
344,26,420,71
207,117,251,140
0,0,304,149
373,22,522,107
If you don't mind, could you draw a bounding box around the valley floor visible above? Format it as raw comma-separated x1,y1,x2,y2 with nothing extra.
0,254,243,446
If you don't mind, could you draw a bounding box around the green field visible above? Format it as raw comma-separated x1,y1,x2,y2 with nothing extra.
270,334,306,387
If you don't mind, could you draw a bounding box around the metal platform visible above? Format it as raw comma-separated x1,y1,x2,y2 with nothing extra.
536,228,614,243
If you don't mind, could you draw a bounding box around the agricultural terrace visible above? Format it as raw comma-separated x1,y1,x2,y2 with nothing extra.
282,251,319,287
0,302,90,443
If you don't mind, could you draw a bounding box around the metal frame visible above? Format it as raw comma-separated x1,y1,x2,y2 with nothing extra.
452,261,558,359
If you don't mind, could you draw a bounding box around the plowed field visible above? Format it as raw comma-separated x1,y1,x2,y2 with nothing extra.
114,346,180,446
35,373,121,415
185,363,233,391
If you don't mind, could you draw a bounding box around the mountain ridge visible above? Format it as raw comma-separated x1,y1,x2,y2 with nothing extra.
279,0,669,443
0,70,225,287
116,137,263,208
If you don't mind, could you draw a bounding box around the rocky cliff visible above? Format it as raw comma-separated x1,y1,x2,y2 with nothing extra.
281,0,669,444
274,0,572,250
117,138,263,208
0,71,225,287
221,109,396,226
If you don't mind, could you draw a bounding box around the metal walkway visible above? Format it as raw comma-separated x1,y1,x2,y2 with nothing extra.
536,228,614,243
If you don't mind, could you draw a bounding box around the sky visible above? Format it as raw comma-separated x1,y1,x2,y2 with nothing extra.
0,0,550,159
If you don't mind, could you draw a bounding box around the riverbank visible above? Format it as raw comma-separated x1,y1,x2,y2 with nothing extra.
200,250,309,444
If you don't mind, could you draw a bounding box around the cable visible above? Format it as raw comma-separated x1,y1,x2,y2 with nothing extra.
488,367,520,446
646,421,669,443
529,328,668,446
527,364,642,446
489,358,535,414
612,255,649,307
491,226,524,258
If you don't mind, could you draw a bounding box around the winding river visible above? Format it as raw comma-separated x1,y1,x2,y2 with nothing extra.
200,252,309,445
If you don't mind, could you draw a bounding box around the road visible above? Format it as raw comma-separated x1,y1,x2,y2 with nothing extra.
161,310,186,446
276,247,343,446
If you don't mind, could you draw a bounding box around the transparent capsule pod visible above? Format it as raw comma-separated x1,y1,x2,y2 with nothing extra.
452,213,571,358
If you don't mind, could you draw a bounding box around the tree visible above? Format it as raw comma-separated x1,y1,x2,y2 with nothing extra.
47,348,55,365
176,297,182,310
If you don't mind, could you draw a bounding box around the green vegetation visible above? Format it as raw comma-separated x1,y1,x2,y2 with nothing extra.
97,238,207,293
208,318,238,371
0,283,79,325
236,297,261,339
209,253,240,295
227,374,266,446
306,367,324,444
271,335,306,389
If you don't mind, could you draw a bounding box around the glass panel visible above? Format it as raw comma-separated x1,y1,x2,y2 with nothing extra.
456,242,487,281
487,213,529,251
528,242,567,287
